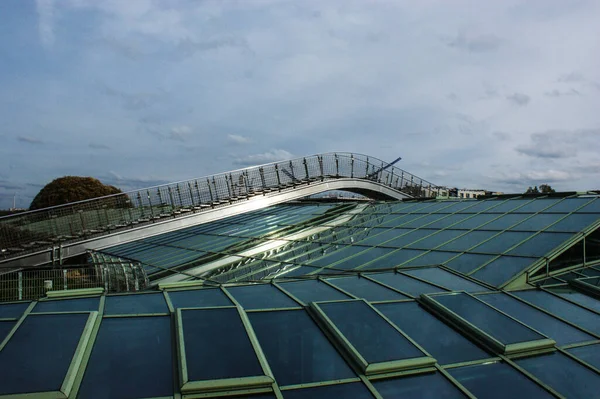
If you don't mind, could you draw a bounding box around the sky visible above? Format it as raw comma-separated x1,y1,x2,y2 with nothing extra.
1,0,599,208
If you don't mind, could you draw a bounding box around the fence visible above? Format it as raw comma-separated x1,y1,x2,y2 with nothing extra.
0,152,440,259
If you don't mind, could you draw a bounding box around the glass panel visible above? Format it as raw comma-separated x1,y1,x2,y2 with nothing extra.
507,232,574,257
181,308,263,381
480,214,529,230
516,352,600,398
282,382,374,399
248,310,355,386
78,316,173,399
471,256,536,286
450,213,498,229
546,198,594,213
566,344,600,369
317,300,425,363
401,214,448,228
369,272,447,296
373,372,466,399
227,284,299,310
377,302,490,365
363,249,425,268
449,361,553,399
0,302,30,319
404,268,488,292
381,229,436,248
104,293,168,315
548,240,584,272
513,290,600,335
575,198,600,213
513,199,560,213
279,280,350,303
438,231,498,251
423,214,471,229
472,232,532,254
457,201,502,214
325,276,409,301
544,214,595,232
0,313,89,395
167,288,232,309
308,246,366,267
510,214,564,231
0,320,15,342
402,251,458,267
33,297,100,313
430,293,546,345
484,199,532,213
546,287,600,313
406,230,466,249
332,247,396,271
580,267,600,277
445,253,496,274
478,293,595,346
585,228,600,264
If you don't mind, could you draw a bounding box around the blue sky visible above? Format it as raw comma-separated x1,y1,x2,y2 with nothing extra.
1,0,599,208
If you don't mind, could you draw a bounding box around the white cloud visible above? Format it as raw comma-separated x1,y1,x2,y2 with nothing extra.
169,126,192,142
227,134,252,145
233,149,294,166
35,0,55,49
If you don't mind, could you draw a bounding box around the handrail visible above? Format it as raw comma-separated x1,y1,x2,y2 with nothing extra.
0,152,441,259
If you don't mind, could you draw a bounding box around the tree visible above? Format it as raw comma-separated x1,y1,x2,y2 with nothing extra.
29,176,125,210
539,184,556,194
525,186,540,194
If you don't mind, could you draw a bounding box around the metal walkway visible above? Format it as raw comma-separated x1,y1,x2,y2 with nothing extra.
1,153,440,268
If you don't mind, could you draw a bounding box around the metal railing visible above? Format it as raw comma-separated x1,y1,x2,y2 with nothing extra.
0,261,148,302
0,152,440,259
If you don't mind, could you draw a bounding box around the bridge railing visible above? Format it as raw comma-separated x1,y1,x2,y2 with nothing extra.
0,152,441,259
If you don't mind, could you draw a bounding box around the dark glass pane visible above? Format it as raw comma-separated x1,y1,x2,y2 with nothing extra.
575,198,600,213
167,288,232,309
402,251,459,267
478,293,595,346
279,280,350,303
78,316,173,399
507,233,574,257
566,344,600,369
449,362,553,399
580,267,600,277
282,382,374,399
431,293,545,345
325,276,409,301
368,249,426,268
546,214,597,232
548,240,584,272
227,284,299,310
373,372,466,399
181,308,263,381
546,287,600,313
450,214,498,229
0,302,30,319
377,302,489,365
33,297,100,313
0,313,88,395
513,290,600,335
480,214,529,230
434,201,478,213
423,214,471,229
516,352,600,398
585,228,600,263
471,256,536,287
332,247,396,271
382,230,436,248
404,268,488,292
445,253,496,274
369,272,447,296
317,300,424,363
472,232,532,254
547,198,594,213
513,199,560,213
0,321,15,343
401,214,448,228
358,229,411,245
104,293,168,315
308,246,367,267
248,310,355,386
510,214,564,231
485,199,532,213
457,201,502,214
407,230,465,249
438,231,498,251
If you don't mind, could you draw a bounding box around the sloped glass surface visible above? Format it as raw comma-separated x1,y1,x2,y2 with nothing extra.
382,229,437,248
33,297,100,313
471,256,536,286
406,230,465,249
507,232,574,257
445,253,496,274
402,251,458,267
479,214,529,230
330,247,396,271
450,214,498,229
423,214,471,229
308,246,367,267
575,198,600,213
248,310,355,386
278,280,350,303
438,231,498,251
457,201,502,213
513,199,560,213
509,214,564,231
546,198,594,213
373,372,466,399
0,302,30,319
376,302,489,365
167,288,232,309
472,232,532,254
546,214,596,233
404,268,488,292
227,284,299,310
104,292,168,315
546,287,600,313
369,272,447,296
484,199,532,213
325,276,409,301
566,344,600,369
283,382,374,399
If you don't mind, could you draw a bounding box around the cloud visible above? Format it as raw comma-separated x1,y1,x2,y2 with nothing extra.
558,72,586,83
227,134,252,145
35,0,55,49
443,32,502,53
174,37,250,59
514,129,600,159
492,131,511,141
17,136,44,144
506,93,530,106
233,149,294,166
494,170,573,185
516,146,574,159
168,126,192,142
101,85,165,111
89,143,111,150
544,89,581,97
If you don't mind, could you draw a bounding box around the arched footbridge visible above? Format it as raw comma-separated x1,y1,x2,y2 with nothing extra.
0,153,440,268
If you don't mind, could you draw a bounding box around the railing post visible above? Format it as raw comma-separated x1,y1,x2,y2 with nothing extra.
63,269,68,290
275,164,282,188
400,171,404,188
167,186,176,208
187,182,195,207
206,178,214,203
303,158,309,182
243,170,251,195
225,174,233,198
335,153,339,176
318,156,324,180
176,185,184,206
365,157,370,177
194,180,202,204
289,161,295,182
18,271,23,300
350,154,354,178
259,167,266,189
390,168,394,187
146,190,156,220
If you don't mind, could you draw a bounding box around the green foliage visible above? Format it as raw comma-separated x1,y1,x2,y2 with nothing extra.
525,186,540,194
29,176,125,210
525,184,556,194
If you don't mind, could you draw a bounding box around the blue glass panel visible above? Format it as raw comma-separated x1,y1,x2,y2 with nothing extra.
357,228,411,245
380,215,422,228
547,288,600,313
507,233,574,257
438,231,498,251
457,201,502,213
33,297,100,313
227,284,299,310
485,199,532,213
279,280,350,303
325,276,409,301
0,313,88,395
424,214,471,229
308,246,367,267
445,253,496,274
472,232,532,254
332,247,396,271
0,302,30,319
104,293,168,315
431,293,544,345
78,316,173,399
513,290,600,334
317,300,424,363
478,293,595,346
401,214,448,228
510,214,564,231
373,372,466,399
516,352,600,398
547,214,597,232
383,229,436,248
449,362,553,399
404,268,488,292
546,198,594,213
363,249,425,268
402,251,459,267
434,201,477,213
480,214,529,230
167,288,232,309
513,199,560,213
181,308,263,381
575,198,600,213
377,302,489,364
0,321,15,342
471,256,536,286
369,272,447,296
450,213,498,229
407,230,465,249
249,310,355,386
566,344,600,369
283,382,374,399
